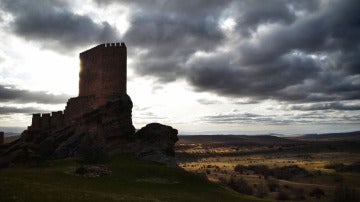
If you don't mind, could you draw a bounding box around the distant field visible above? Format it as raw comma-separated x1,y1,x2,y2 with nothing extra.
176,133,360,201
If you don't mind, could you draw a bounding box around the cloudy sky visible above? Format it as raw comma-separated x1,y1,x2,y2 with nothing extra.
0,0,359,134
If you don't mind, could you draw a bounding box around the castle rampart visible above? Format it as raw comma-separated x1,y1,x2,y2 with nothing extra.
29,112,65,130
51,111,65,129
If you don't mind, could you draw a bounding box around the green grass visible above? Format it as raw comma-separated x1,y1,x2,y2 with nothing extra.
0,154,271,202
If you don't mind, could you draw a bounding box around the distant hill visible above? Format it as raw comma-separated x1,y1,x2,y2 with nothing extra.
178,134,298,145
178,131,360,145
299,131,360,140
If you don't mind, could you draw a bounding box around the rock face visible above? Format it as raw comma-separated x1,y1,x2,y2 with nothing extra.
0,96,179,168
0,94,136,167
136,123,178,167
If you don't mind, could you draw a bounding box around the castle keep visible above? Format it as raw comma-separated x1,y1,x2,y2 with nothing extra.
29,42,127,130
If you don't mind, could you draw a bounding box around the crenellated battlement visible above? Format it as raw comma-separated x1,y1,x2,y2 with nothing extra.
79,42,126,61
29,111,64,131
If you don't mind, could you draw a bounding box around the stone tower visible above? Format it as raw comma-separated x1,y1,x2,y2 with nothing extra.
79,42,127,98
29,42,129,129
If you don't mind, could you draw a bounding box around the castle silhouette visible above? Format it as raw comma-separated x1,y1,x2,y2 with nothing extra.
29,43,127,131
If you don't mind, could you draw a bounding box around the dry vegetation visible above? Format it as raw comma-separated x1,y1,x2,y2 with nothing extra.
176,134,360,201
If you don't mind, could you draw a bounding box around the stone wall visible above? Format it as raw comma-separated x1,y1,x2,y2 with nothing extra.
79,42,127,109
64,96,96,125
29,112,65,131
0,132,3,144
51,111,65,129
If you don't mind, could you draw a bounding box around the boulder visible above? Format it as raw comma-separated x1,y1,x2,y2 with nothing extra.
75,165,112,178
136,123,178,167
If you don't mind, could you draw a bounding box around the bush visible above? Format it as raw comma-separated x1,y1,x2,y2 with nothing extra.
234,164,246,174
325,163,345,171
234,164,310,180
334,185,359,202
266,179,279,192
78,134,109,164
248,165,272,178
325,162,360,173
309,187,325,199
294,188,305,200
256,182,267,198
276,191,289,200
272,165,310,180
228,177,254,195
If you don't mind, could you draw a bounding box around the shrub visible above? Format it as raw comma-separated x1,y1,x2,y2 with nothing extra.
272,165,310,180
309,187,325,199
325,163,345,171
325,162,360,173
248,165,272,178
332,174,344,183
234,164,310,180
294,188,305,200
256,182,267,198
276,191,289,200
234,164,246,174
266,179,279,192
228,177,254,195
334,185,359,202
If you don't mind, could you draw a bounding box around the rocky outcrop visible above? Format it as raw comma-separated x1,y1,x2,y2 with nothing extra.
0,94,136,167
0,95,180,168
136,123,178,167
75,165,112,178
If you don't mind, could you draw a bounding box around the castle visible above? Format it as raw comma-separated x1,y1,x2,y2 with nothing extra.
28,42,127,130
1,43,178,167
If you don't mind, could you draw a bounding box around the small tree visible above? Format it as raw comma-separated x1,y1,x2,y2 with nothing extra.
334,185,359,202
276,191,289,200
228,177,254,195
309,187,325,199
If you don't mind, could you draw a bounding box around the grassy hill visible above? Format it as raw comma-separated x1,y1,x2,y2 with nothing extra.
0,154,270,202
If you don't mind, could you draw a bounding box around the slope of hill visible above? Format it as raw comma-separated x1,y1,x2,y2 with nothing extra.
0,154,269,202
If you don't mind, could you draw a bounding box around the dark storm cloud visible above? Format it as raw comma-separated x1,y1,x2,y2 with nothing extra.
0,85,69,104
0,0,119,52
102,0,360,105
202,110,360,125
121,0,226,81
3,0,359,106
291,102,360,111
201,112,297,125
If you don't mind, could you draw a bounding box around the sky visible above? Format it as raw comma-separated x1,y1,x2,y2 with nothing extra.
0,0,359,135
